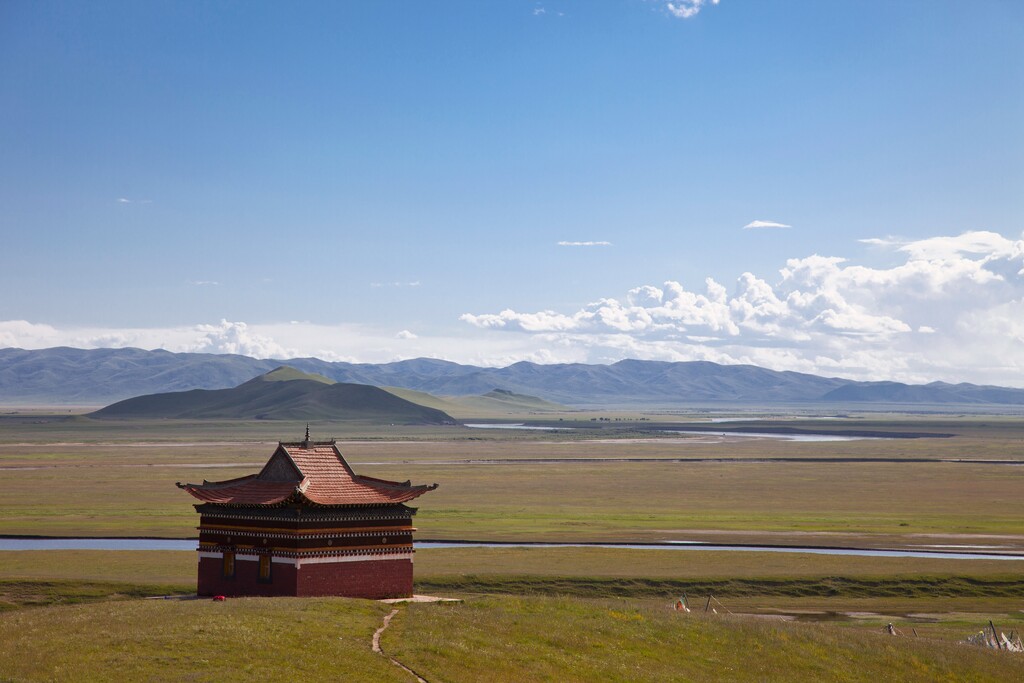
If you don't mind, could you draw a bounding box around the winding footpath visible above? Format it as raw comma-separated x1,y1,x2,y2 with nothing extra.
372,608,429,683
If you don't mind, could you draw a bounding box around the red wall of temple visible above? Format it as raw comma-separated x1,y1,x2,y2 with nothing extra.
197,556,413,599
296,559,413,599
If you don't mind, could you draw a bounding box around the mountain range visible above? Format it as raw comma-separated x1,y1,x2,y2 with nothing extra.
2,346,1024,407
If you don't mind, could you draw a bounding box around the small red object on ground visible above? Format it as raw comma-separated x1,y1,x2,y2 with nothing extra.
212,595,226,601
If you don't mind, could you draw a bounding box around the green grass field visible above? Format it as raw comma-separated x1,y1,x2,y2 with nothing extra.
391,596,1024,682
0,594,1021,682
2,547,1021,630
1,413,1022,680
0,429,1021,548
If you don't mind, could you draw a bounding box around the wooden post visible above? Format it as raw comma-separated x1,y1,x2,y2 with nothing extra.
704,595,712,613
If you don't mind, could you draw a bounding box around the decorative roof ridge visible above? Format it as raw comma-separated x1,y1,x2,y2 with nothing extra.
356,473,439,491
176,474,259,490
282,491,420,508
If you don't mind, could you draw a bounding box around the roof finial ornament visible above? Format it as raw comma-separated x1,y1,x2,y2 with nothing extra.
304,423,310,445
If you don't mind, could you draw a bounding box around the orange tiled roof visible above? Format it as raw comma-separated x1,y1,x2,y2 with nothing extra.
177,440,437,507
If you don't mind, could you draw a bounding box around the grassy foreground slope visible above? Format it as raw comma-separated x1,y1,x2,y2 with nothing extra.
0,596,1020,682
391,596,1024,683
0,598,409,683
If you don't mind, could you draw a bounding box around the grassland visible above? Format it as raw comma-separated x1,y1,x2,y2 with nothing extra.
0,595,1021,682
3,546,1022,592
0,418,1021,549
0,597,410,682
2,547,1021,628
1,412,1022,680
391,596,1024,682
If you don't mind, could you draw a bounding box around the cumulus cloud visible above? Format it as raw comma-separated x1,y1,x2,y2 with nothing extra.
743,220,792,230
557,241,612,247
186,320,297,359
0,320,62,349
0,319,552,368
462,230,1024,386
666,0,720,20
0,320,298,360
5,231,1024,386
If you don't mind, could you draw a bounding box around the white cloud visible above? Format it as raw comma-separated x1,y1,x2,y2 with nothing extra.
116,198,152,204
186,320,297,358
666,0,720,20
370,281,421,288
0,320,62,349
858,237,899,247
4,232,1024,387
557,241,612,247
897,231,1024,263
0,319,553,368
0,319,298,360
461,230,1024,386
743,220,792,230
187,280,220,286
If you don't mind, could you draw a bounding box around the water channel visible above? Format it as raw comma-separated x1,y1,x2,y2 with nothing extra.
463,423,885,442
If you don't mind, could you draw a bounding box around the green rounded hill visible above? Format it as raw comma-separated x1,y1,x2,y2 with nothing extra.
90,366,456,424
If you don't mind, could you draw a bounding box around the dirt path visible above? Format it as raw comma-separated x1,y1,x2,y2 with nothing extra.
372,608,428,683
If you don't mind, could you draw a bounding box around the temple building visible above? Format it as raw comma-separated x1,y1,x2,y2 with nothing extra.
177,431,437,599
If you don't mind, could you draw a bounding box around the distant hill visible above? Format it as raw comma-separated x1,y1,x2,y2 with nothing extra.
257,366,334,384
477,388,569,412
382,386,570,419
4,346,1024,408
90,366,456,423
0,346,275,404
821,380,1024,405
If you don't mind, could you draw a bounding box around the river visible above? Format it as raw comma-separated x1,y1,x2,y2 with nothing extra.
0,538,1020,560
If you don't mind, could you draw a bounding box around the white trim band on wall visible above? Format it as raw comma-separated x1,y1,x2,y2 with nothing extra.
199,551,414,566
287,552,414,567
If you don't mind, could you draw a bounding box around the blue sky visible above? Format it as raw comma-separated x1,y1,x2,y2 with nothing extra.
2,1,1023,384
